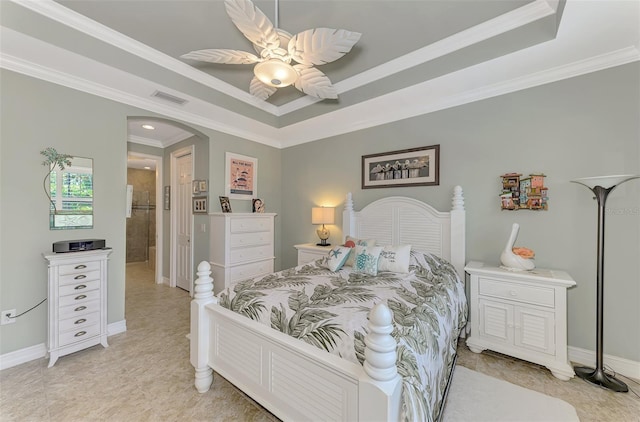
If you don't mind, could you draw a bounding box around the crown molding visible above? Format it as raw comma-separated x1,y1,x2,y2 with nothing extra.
10,0,561,117
127,135,163,148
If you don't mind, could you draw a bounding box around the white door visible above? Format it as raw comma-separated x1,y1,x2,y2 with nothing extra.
176,153,193,292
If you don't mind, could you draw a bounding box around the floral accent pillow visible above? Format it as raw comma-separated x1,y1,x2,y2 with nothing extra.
325,246,352,272
353,245,383,276
378,244,412,273
343,236,376,267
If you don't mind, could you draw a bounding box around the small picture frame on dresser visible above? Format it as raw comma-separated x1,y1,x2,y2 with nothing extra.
219,196,232,213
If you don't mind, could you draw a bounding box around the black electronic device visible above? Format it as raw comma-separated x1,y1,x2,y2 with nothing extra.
53,239,107,253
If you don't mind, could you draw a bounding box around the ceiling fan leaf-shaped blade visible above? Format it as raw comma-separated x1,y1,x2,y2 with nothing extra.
293,66,338,99
224,0,280,50
250,77,278,100
289,28,361,66
181,49,260,64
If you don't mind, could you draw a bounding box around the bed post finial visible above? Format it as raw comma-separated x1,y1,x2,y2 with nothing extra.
345,192,354,212
452,185,464,211
191,261,215,393
343,192,355,241
363,303,398,382
194,261,214,300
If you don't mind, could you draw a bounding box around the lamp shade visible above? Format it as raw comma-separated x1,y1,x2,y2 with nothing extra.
312,207,335,225
572,174,640,190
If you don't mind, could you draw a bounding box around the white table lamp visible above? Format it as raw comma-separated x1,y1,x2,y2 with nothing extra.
571,174,639,392
312,207,335,246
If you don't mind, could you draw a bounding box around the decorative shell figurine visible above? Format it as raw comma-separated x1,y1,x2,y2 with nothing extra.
500,223,535,271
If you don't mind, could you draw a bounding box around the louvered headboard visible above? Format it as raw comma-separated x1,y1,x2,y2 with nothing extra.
342,186,465,277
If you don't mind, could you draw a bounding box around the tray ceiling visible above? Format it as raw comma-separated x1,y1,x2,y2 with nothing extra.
1,0,638,148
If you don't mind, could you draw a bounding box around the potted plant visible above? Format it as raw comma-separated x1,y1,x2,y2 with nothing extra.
41,147,72,214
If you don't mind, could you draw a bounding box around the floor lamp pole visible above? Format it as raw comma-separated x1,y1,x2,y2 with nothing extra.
572,174,639,392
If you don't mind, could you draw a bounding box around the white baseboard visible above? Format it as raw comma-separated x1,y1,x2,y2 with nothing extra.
0,320,127,371
107,319,127,336
162,276,170,285
569,346,640,381
0,343,47,371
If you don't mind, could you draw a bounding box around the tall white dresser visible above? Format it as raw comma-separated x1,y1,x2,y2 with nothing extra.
43,248,111,367
209,213,276,294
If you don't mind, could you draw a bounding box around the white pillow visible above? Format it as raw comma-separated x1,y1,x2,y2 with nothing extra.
378,244,412,273
353,245,383,276
325,246,352,272
344,236,376,267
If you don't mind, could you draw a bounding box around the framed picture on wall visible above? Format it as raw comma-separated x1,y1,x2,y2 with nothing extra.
192,196,208,214
362,144,440,189
225,152,257,200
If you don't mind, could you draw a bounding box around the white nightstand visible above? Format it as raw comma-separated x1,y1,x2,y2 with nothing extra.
294,243,332,265
465,261,576,380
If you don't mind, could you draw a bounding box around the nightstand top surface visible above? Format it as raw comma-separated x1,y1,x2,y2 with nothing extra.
465,261,576,287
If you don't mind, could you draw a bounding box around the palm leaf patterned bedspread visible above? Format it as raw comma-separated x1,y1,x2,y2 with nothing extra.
218,251,468,422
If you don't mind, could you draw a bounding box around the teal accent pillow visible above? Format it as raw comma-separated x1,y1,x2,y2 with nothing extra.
344,236,376,267
353,245,383,276
326,246,351,272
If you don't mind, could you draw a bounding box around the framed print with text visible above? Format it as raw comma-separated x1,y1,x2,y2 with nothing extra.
225,152,257,200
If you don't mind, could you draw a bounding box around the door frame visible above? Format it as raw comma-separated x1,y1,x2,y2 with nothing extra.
127,151,164,285
170,145,195,290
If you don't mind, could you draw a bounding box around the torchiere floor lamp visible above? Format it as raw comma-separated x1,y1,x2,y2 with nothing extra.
571,174,639,392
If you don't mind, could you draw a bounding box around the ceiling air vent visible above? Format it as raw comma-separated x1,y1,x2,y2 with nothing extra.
151,90,188,106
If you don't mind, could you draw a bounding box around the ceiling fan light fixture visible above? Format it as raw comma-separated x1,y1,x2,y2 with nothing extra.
254,59,298,88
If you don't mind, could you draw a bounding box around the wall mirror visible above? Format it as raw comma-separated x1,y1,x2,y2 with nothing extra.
49,157,93,230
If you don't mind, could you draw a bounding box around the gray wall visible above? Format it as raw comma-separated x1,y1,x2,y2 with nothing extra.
0,70,282,355
281,63,640,362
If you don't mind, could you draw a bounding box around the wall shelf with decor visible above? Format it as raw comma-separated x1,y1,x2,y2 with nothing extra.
500,173,548,210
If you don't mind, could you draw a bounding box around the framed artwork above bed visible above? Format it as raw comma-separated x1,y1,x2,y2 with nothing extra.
362,144,439,189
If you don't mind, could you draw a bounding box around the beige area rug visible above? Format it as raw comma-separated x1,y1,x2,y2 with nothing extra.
442,366,580,422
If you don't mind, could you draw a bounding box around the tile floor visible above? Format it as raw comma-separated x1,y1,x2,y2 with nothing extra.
1,262,638,421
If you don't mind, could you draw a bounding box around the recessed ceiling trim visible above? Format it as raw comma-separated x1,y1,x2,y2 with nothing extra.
12,0,559,118
128,134,163,148
277,0,561,115
9,0,280,115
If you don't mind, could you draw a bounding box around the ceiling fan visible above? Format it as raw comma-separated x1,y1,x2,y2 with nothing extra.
180,0,361,100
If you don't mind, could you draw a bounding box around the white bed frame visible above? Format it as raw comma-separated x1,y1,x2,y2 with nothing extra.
191,187,465,421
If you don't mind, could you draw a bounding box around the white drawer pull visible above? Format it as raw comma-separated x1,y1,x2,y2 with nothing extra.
74,331,87,337
74,306,87,312
74,318,87,325
75,295,87,301
509,290,517,297
74,284,87,290
74,264,87,270
74,274,87,280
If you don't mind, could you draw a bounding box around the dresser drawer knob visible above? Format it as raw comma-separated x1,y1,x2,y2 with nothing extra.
74,306,87,312
74,274,87,280
74,264,87,270
74,295,87,301
74,331,87,337
509,290,517,297
74,318,87,324
74,284,87,290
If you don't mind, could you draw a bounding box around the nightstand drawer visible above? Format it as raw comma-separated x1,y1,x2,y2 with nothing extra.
59,324,100,347
59,279,100,296
479,278,554,307
299,250,327,264
59,261,101,275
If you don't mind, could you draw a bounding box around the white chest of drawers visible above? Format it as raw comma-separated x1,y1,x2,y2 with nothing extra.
43,248,112,367
465,261,576,380
209,213,276,294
